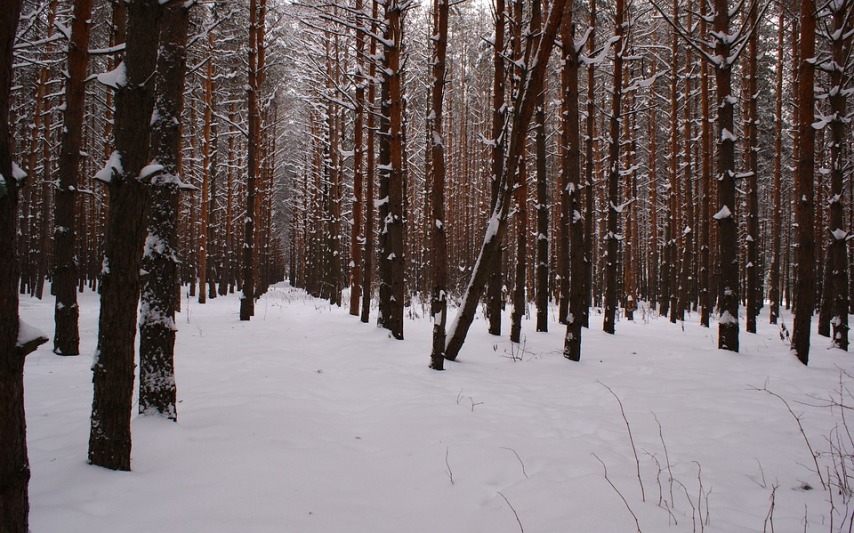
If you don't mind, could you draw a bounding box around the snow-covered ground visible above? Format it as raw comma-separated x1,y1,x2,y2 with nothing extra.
19,284,854,532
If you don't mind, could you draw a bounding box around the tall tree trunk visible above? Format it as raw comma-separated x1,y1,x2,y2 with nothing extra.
360,0,379,324
1,3,48,531
603,0,625,335
349,0,366,317
712,0,739,352
791,0,816,364
240,0,262,321
376,0,405,340
583,0,596,327
745,4,759,333
509,0,526,344
678,13,695,322
667,0,680,324
534,0,549,333
486,0,506,336
138,0,189,421
648,59,659,313
825,0,852,350
562,4,584,361
89,0,163,471
429,0,449,369
198,32,213,305
53,0,94,355
699,1,713,327
769,8,784,325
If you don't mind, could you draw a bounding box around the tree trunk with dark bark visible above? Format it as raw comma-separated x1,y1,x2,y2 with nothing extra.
791,0,816,364
429,0,449,369
486,0,507,337
712,0,739,352
240,0,262,321
53,0,94,355
377,0,405,340
826,1,852,350
561,5,584,361
1,3,48,530
89,0,163,471
138,0,189,421
603,0,625,335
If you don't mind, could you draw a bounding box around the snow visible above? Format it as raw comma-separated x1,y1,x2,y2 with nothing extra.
712,205,732,220
12,162,27,183
94,152,123,184
832,228,848,240
720,128,738,143
96,61,127,89
16,318,46,348
18,285,854,532
139,163,164,182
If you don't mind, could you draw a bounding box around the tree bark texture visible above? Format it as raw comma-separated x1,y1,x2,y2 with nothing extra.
791,0,816,364
53,0,94,355
377,0,405,340
429,0,449,369
89,0,163,471
139,0,190,420
603,0,625,335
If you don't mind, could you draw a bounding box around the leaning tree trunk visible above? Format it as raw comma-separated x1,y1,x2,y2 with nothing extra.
791,0,816,364
138,0,189,421
444,0,567,361
88,0,163,471
53,0,94,355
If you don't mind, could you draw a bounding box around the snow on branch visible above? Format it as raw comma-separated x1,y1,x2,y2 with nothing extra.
96,61,127,89
16,319,48,358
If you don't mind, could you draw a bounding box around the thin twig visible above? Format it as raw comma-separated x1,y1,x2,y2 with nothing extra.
445,446,454,485
501,447,529,479
762,484,777,533
652,412,674,504
600,382,646,502
593,453,643,533
497,491,525,533
752,385,827,490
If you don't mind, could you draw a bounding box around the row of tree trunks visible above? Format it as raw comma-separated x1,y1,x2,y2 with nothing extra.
444,0,568,361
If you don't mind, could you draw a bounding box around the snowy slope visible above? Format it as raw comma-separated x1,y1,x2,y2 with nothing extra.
19,284,854,532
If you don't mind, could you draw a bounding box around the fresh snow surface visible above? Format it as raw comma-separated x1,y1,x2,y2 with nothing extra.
19,284,854,532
